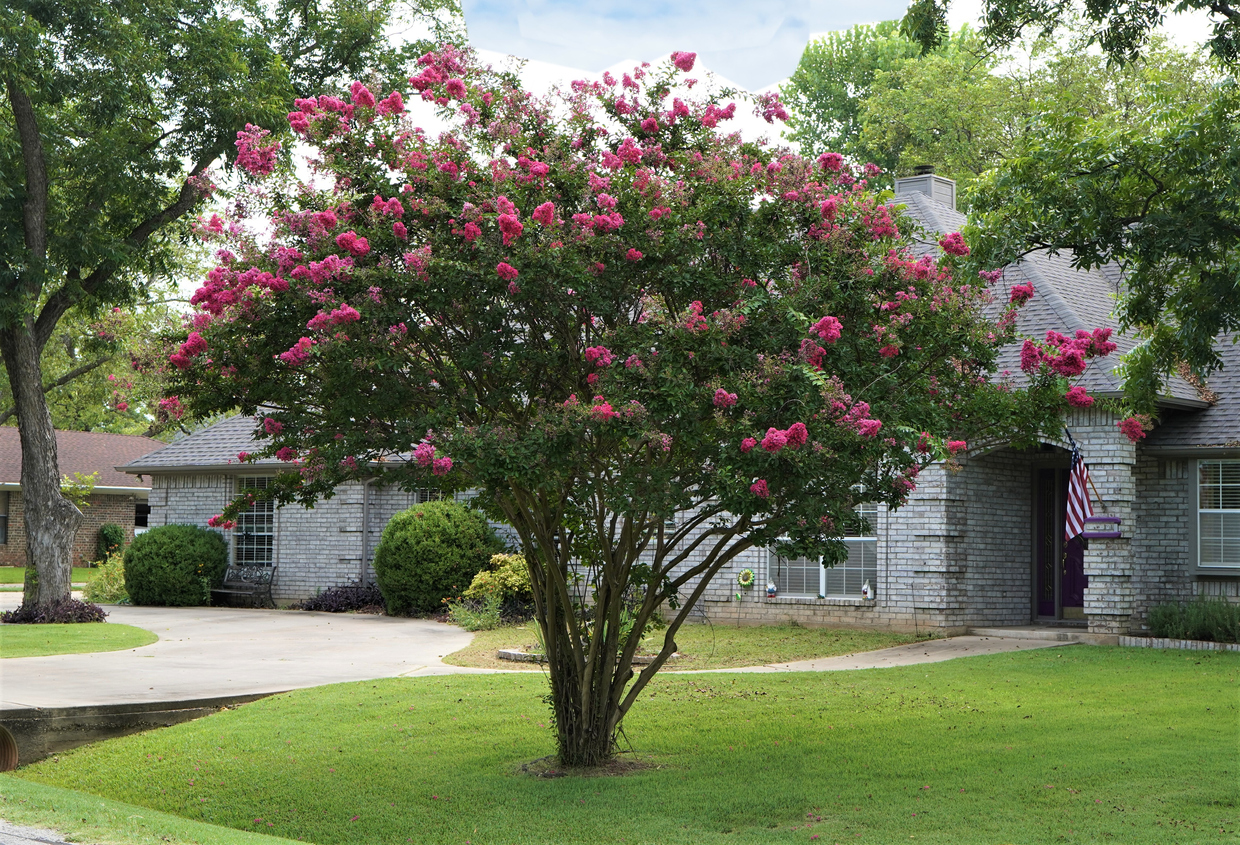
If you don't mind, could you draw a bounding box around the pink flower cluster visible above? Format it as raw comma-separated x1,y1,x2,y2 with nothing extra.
1019,328,1117,376
157,396,185,420
591,396,618,420
532,201,556,226
372,195,405,217
414,442,453,475
753,92,790,123
810,315,842,343
699,102,736,128
947,440,968,455
818,152,844,173
584,346,613,367
307,304,361,331
496,262,519,281
279,336,315,366
938,232,970,256
207,514,237,530
837,401,882,438
234,124,279,176
684,301,708,332
1009,283,1034,305
335,231,370,257
713,389,737,408
756,422,808,454
671,51,696,72
750,479,770,498
263,417,284,434
1065,385,1094,407
169,332,208,369
1118,416,1148,443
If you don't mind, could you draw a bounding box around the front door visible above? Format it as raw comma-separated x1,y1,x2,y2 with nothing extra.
1034,468,1087,620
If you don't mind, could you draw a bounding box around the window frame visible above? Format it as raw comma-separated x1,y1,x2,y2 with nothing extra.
766,503,879,598
1196,459,1240,571
234,476,275,567
0,490,8,545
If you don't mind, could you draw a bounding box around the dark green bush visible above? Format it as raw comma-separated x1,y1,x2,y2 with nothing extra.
372,500,504,615
124,524,228,606
96,523,126,562
1147,597,1240,643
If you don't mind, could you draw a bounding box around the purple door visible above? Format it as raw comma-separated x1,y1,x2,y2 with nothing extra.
1034,469,1088,619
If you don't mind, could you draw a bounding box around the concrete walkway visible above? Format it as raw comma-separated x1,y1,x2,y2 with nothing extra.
0,602,481,710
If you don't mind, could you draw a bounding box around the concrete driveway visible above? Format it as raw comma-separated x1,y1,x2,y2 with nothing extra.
1,601,482,710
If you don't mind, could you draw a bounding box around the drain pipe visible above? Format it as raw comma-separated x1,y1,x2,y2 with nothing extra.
361,477,374,583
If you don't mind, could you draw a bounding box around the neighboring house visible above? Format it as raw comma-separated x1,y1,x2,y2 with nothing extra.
0,427,160,567
119,415,445,604
121,174,1240,632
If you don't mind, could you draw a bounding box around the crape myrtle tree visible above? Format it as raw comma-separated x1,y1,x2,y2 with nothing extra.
0,0,461,610
171,46,1114,766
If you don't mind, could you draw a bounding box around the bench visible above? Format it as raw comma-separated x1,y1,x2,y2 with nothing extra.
211,564,276,608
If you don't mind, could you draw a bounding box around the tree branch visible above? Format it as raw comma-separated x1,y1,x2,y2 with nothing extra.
6,76,50,299
0,354,114,426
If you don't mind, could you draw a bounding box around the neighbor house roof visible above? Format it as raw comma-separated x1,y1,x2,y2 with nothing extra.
894,186,1205,409
0,427,160,491
119,414,280,474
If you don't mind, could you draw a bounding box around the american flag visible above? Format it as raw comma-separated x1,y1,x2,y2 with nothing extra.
1065,443,1094,541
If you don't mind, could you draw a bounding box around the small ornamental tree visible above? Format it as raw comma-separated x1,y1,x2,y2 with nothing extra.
171,46,1113,766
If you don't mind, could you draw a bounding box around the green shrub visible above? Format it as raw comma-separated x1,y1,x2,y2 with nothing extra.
1147,597,1240,643
372,500,504,615
83,551,129,604
123,524,228,606
446,594,504,631
95,523,126,563
463,553,532,603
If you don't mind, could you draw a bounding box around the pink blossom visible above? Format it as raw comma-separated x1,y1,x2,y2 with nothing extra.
671,51,696,72
414,442,436,468
626,248,643,261
1019,340,1046,373
591,398,619,420
180,331,208,357
349,81,376,109
1118,416,1147,442
640,116,659,134
1050,349,1087,378
316,210,339,230
761,427,788,453
713,389,737,408
432,456,453,476
810,315,842,343
207,515,236,530
375,91,404,115
938,232,970,256
237,451,250,462
740,437,757,453
750,479,770,498
279,336,315,366
158,396,185,420
498,213,523,245
785,422,808,449
879,344,900,358
445,78,467,99
584,346,614,367
532,202,556,226
496,262,519,281
307,304,361,331
263,418,284,434
393,221,408,240
856,419,883,438
234,124,280,176
115,401,129,412
947,440,968,455
1009,283,1035,305
1065,386,1094,407
817,152,844,173
168,352,191,370
335,231,370,256
275,447,298,462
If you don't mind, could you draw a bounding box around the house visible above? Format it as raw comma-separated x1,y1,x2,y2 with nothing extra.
120,174,1240,632
118,415,445,604
0,427,161,567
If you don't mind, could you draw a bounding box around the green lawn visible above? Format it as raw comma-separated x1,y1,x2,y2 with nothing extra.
0,566,100,584
445,620,930,671
11,647,1238,844
0,623,157,658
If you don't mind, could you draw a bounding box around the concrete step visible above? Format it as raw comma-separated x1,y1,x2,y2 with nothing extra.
968,626,1119,646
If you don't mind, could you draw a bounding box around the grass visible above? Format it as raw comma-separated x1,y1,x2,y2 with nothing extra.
0,777,300,845
444,620,929,671
0,566,100,584
11,647,1238,844
0,622,157,658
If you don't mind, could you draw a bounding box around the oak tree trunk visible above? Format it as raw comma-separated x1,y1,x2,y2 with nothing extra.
0,326,81,606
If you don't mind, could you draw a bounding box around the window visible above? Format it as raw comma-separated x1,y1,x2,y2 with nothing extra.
769,503,878,598
1199,460,1240,568
0,491,8,544
235,477,274,566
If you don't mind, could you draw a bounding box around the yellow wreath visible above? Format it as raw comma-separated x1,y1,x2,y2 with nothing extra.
737,568,755,588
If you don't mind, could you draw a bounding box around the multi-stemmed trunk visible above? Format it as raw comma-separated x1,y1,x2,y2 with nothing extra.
0,327,81,606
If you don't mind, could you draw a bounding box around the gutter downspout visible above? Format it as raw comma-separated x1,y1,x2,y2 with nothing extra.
361,478,374,584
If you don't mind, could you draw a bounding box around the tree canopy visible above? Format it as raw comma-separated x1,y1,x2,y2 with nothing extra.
170,45,1113,765
0,0,461,608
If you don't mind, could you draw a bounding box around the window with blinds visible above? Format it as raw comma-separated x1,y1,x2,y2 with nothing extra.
1199,460,1240,568
769,503,878,597
235,477,275,566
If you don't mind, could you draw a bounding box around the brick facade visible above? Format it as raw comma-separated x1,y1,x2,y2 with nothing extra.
0,491,138,568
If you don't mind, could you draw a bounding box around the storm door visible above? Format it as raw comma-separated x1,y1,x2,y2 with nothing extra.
1034,468,1087,620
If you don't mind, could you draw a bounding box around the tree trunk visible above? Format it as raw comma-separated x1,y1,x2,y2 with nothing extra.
546,623,627,767
0,326,81,606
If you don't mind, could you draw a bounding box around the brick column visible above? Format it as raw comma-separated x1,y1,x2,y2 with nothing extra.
1070,408,1138,634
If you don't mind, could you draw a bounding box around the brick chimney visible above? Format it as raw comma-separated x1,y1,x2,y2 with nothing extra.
893,165,956,211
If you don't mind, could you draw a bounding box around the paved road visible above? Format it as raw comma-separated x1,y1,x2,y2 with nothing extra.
0,601,482,710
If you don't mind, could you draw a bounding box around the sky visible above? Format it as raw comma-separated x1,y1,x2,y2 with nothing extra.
462,0,1218,92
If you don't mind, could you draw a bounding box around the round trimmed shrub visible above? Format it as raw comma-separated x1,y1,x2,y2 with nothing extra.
372,500,504,615
124,524,228,606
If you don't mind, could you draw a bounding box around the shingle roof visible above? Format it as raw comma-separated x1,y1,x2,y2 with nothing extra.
0,427,160,488
894,187,1204,406
119,415,279,473
1145,336,1240,449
